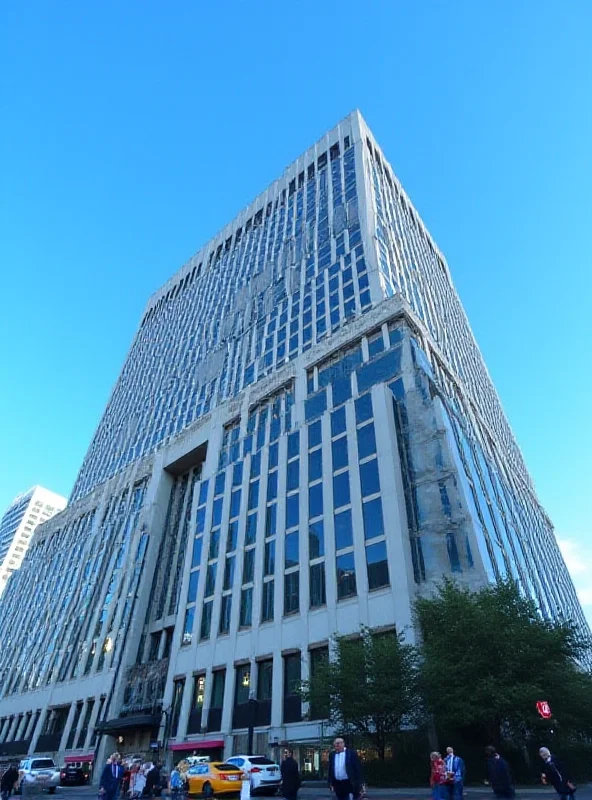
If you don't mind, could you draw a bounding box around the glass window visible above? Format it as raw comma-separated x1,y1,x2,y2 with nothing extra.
215,472,226,496
333,471,351,508
230,490,241,518
309,520,325,559
243,549,255,584
245,512,257,545
286,494,299,529
196,506,206,535
288,431,300,460
284,571,300,615
309,563,326,608
249,480,259,510
257,660,273,701
240,588,253,627
363,497,384,540
309,483,323,519
287,460,299,492
219,595,232,634
204,564,216,596
305,389,327,421
182,608,194,646
308,420,322,448
285,532,299,568
264,540,276,576
223,556,235,591
191,537,203,569
308,449,322,482
366,541,390,589
265,504,277,537
226,521,238,552
209,529,220,560
357,423,377,459
199,482,209,506
334,508,354,550
267,471,278,502
368,333,385,357
251,452,261,478
331,407,346,438
332,437,348,471
212,498,223,527
200,601,212,639
360,459,380,497
235,664,251,706
336,552,357,599
232,462,243,486
210,669,225,708
356,348,402,393
269,442,279,469
261,580,274,622
187,570,199,604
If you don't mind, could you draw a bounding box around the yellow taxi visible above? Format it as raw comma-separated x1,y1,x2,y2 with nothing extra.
186,762,244,796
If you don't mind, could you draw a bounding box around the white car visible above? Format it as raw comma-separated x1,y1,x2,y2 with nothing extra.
225,756,281,795
17,758,60,794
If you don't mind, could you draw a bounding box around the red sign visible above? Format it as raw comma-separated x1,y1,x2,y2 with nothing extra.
537,701,552,719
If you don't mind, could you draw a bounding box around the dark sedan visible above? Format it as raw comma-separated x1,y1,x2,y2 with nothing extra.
60,765,90,786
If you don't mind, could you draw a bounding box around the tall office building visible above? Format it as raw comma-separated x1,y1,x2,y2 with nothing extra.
0,111,587,772
0,486,66,597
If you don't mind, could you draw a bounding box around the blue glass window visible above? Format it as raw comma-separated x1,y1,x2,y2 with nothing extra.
214,472,226,497
331,407,346,438
245,513,257,545
208,529,220,560
212,498,223,527
357,423,377,459
288,432,300,460
308,449,322,482
284,572,299,615
248,480,259,510
309,483,323,519
230,490,241,519
269,442,279,469
191,537,203,569
196,507,206,534
204,564,216,596
232,463,243,486
265,504,276,537
198,481,209,506
264,540,275,576
332,437,348,471
287,460,299,492
336,552,357,599
366,541,390,589
261,581,274,622
360,459,380,497
333,471,351,508
285,532,299,568
334,509,353,550
305,390,327,421
223,556,235,591
239,587,253,627
309,563,326,608
308,420,322,448
286,494,299,529
250,452,261,479
243,549,255,583
187,570,199,604
362,497,384,540
182,607,195,646
219,595,231,634
267,471,278,502
226,521,238,552
357,348,402,393
309,520,325,559
200,601,212,640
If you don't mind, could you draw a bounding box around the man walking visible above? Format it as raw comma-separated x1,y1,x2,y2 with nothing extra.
280,749,301,800
539,747,576,800
485,746,514,799
444,747,465,800
1,764,19,800
328,738,363,800
99,753,124,800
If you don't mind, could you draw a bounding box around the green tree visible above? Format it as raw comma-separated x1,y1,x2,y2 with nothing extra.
415,579,592,745
301,628,424,759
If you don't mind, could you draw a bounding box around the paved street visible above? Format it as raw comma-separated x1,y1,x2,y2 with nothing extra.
49,786,592,800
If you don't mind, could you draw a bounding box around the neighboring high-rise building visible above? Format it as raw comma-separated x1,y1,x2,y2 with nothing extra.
0,111,587,771
0,486,66,596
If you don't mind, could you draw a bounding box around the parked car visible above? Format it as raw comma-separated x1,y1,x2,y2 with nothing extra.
186,762,243,796
17,758,60,794
60,764,91,786
225,756,281,795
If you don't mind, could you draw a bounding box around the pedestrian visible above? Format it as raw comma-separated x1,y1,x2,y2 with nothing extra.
539,747,576,800
430,752,446,800
100,753,124,800
328,737,364,800
169,765,183,800
444,747,465,800
1,764,20,800
129,766,146,799
280,749,301,800
485,747,514,799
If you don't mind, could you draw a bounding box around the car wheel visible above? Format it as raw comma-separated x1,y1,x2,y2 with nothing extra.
48,789,57,795
202,782,213,798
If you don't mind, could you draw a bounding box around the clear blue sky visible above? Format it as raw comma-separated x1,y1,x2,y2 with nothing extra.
1,1,591,615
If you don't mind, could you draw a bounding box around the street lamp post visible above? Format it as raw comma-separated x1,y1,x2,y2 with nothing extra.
247,697,258,754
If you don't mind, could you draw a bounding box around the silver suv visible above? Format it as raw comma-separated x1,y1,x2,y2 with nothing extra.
18,758,60,794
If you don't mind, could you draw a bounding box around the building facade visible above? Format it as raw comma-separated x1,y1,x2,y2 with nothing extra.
0,486,66,597
0,111,588,775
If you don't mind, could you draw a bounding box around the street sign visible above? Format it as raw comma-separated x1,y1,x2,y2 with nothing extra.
536,701,552,719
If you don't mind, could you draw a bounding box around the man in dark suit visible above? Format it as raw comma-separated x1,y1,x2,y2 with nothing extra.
328,738,363,800
281,749,301,800
99,753,124,800
539,747,576,800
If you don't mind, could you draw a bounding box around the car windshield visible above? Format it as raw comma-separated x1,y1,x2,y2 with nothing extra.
215,764,242,772
248,758,275,765
31,760,55,770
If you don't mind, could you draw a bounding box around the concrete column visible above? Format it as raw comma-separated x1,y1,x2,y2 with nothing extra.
270,652,283,728
24,711,38,741
29,707,48,754
58,702,77,753
83,696,102,752
220,665,234,734
6,715,19,742
0,717,10,742
73,700,88,750
15,713,29,741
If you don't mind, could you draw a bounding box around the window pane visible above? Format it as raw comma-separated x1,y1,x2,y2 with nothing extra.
286,494,299,529
355,393,373,424
187,570,199,604
223,556,235,591
308,449,322,482
333,471,350,509
334,509,353,550
309,563,326,608
212,498,223,527
284,572,300,615
362,497,384,540
336,552,357,599
230,490,241,518
269,443,279,469
200,601,212,639
205,564,217,596
287,460,299,492
261,580,274,622
243,549,255,584
332,437,348,471
265,504,277,537
267,472,278,502
285,532,299,568
196,507,206,535
308,420,322,449
360,459,380,497
257,661,273,701
226,521,238,552
219,595,232,633
245,512,257,545
240,588,253,627
331,407,346,438
357,423,377,459
264,540,275,576
235,665,251,705
209,529,220,560
249,480,259,510
233,462,243,486
308,483,323,519
309,520,325,559
288,431,300,459
367,541,390,590
182,607,194,646
215,472,226,496
211,669,225,707
251,452,261,478
191,537,203,569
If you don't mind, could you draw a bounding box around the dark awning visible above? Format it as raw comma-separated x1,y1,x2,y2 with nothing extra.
95,715,160,734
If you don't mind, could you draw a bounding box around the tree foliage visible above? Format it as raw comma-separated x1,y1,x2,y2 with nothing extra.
301,628,424,759
415,579,592,744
